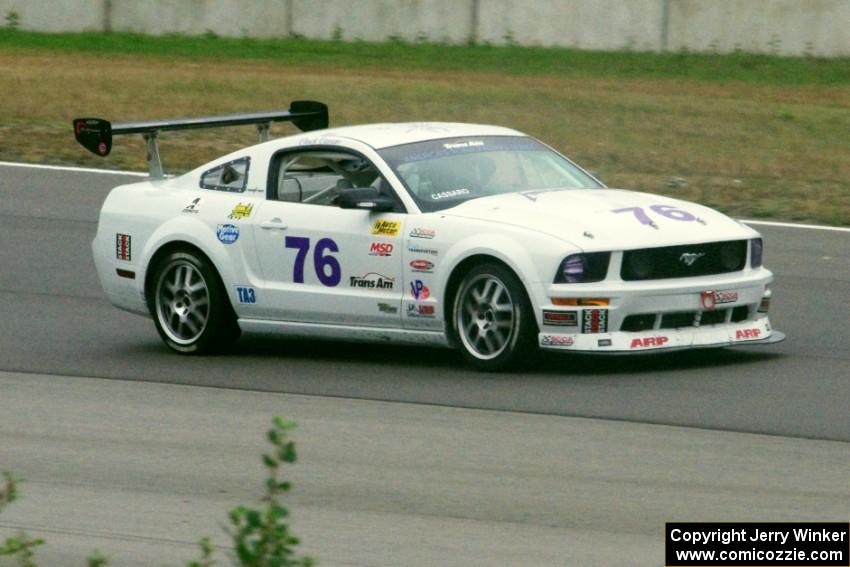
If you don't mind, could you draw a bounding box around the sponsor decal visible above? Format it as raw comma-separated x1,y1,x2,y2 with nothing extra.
115,233,131,261
216,224,240,244
409,227,436,239
378,303,398,315
228,202,254,220
598,339,612,347
735,328,761,340
236,286,256,304
369,242,394,257
407,303,436,318
431,188,469,200
679,252,705,266
541,335,575,347
410,279,430,300
701,289,739,310
443,140,484,150
409,259,435,272
378,302,398,314
371,219,400,236
182,197,201,214
630,336,669,349
581,308,608,334
350,272,395,290
408,245,438,256
543,310,577,326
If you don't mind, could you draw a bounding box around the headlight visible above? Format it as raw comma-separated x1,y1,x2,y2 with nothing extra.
750,238,763,268
554,252,610,283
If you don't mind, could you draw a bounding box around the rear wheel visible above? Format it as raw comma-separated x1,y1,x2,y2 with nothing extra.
150,250,239,354
452,263,536,371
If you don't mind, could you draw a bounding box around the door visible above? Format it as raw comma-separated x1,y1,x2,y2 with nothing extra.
249,148,406,327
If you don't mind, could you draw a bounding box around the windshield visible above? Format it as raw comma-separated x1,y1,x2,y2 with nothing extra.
378,135,603,212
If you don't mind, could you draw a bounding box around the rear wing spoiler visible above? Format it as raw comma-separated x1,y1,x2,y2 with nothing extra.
72,100,328,178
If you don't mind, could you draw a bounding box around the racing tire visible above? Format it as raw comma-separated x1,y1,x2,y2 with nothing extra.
149,250,240,354
452,263,536,371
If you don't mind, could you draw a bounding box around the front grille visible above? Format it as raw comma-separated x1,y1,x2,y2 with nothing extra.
661,312,697,329
621,240,747,281
731,305,750,322
621,314,656,332
700,309,727,326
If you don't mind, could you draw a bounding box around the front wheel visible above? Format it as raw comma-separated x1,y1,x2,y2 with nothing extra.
150,250,240,354
452,263,536,371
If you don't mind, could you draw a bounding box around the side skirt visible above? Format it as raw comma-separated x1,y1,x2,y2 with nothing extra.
238,318,451,348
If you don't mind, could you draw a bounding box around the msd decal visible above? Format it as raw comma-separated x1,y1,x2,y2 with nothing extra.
581,309,608,334
630,336,669,349
369,242,394,257
115,233,131,261
736,328,761,340
410,280,430,300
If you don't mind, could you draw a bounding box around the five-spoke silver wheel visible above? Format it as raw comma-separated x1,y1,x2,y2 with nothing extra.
149,250,239,354
155,259,210,345
452,263,534,370
456,274,516,360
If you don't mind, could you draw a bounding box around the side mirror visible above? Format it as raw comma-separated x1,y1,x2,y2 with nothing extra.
337,187,395,212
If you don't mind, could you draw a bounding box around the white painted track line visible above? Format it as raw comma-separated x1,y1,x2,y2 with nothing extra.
0,160,148,177
2,161,848,231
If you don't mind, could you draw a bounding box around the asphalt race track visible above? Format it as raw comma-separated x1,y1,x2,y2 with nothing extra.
1,163,848,566
1,164,848,440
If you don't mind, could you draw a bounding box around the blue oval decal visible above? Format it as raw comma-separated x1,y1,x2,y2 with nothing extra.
216,224,240,244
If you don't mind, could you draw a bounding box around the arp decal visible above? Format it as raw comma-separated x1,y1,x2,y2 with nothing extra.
285,236,341,287
350,273,395,290
228,202,254,220
631,336,669,348
369,242,394,257
541,335,574,346
410,280,430,300
407,304,435,318
735,328,762,340
408,245,438,256
371,219,400,236
542,310,577,326
216,224,240,245
115,233,131,261
236,286,257,304
581,309,607,334
182,197,201,214
700,290,739,310
409,227,436,239
409,259,434,272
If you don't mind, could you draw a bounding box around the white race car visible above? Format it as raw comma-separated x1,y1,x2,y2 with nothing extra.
74,101,783,370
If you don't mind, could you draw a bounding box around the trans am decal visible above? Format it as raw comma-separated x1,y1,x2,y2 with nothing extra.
349,272,394,289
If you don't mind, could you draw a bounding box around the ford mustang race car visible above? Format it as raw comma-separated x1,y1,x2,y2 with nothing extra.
74,100,783,370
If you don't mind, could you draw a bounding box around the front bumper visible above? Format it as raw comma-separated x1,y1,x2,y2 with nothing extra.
537,268,783,353
539,316,784,353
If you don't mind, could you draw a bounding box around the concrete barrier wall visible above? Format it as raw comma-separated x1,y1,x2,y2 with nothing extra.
1,0,847,57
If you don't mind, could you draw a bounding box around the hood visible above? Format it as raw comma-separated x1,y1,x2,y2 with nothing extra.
440,189,756,250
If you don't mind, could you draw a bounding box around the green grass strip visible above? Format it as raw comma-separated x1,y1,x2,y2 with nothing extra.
1,28,848,85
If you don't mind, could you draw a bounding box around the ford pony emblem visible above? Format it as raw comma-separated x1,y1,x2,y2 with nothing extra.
679,252,705,266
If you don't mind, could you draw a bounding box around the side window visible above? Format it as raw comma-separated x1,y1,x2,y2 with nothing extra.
200,157,250,192
271,150,403,211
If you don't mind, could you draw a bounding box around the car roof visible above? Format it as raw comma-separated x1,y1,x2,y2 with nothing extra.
286,122,526,150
